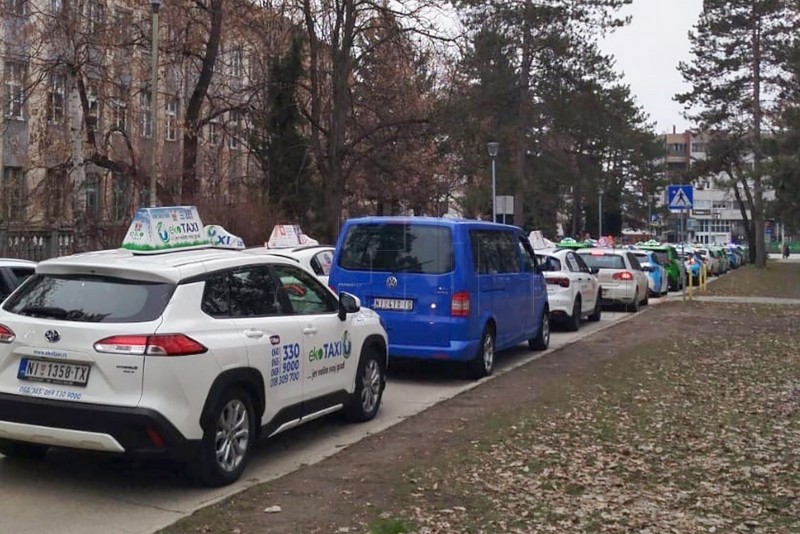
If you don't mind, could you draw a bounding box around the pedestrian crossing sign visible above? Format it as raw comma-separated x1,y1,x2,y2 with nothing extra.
667,184,693,211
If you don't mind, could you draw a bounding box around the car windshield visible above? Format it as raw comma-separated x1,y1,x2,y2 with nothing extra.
338,223,454,274
2,274,174,323
580,253,626,270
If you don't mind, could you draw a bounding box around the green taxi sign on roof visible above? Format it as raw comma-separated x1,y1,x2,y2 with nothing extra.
557,237,593,249
122,206,211,253
642,239,662,247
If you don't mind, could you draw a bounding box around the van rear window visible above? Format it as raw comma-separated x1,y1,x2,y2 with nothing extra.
338,223,454,274
2,274,174,323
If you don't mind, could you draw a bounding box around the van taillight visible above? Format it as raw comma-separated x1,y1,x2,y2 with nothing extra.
451,291,470,317
0,324,15,343
612,271,634,281
546,277,570,288
94,334,207,356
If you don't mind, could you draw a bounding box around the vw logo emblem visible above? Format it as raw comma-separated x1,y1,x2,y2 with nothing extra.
386,276,398,288
44,330,61,343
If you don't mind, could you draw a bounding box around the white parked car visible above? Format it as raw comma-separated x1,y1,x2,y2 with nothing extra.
576,248,649,312
536,248,601,330
0,208,387,487
0,259,36,302
255,245,335,285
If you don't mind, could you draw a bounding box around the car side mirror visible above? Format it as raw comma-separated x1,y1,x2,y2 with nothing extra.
338,292,361,321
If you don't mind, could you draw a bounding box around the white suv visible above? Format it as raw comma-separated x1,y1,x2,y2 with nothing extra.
0,242,387,486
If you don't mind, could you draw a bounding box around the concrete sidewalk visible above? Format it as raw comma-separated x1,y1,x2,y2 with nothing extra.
690,295,800,306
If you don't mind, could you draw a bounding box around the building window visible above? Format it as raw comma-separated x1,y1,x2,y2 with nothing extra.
1,167,26,221
691,142,705,153
112,172,129,221
712,201,729,210
6,0,27,16
87,1,105,32
165,98,177,141
44,168,68,220
86,82,99,125
227,110,240,149
4,62,26,120
49,0,62,12
85,173,100,215
207,118,219,145
231,48,244,77
112,85,127,132
47,73,66,124
139,90,152,138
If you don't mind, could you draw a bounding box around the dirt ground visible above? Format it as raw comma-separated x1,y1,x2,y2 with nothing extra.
162,264,800,534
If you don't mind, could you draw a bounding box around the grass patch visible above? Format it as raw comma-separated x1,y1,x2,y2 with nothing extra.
368,518,416,534
705,262,800,298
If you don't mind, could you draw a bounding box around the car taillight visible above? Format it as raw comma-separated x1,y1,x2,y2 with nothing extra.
546,277,570,288
612,271,634,281
451,291,470,317
0,324,15,343
94,334,207,356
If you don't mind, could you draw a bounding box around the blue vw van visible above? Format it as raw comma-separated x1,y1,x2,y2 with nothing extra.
328,217,550,379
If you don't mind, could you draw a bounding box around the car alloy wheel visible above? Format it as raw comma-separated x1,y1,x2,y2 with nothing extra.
215,398,251,473
360,358,382,415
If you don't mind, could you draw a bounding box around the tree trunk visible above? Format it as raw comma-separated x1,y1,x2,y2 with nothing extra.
732,181,755,261
751,12,767,267
181,0,225,205
67,68,87,251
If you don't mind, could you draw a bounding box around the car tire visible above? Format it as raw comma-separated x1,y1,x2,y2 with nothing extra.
627,292,640,313
642,292,649,306
193,387,255,487
529,310,550,351
345,347,386,419
566,297,581,332
587,297,602,322
0,439,48,460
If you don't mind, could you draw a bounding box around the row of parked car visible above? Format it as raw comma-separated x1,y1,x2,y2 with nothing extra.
0,211,747,487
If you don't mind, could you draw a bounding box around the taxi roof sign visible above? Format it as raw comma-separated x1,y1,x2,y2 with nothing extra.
266,224,319,248
206,225,245,250
122,206,210,254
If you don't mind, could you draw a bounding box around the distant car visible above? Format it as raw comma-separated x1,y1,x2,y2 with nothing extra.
637,243,684,291
0,259,36,302
694,247,720,276
576,248,649,312
256,245,335,285
630,250,668,297
682,250,703,284
536,248,601,331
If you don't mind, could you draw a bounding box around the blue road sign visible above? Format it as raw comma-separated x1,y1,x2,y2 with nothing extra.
667,184,693,211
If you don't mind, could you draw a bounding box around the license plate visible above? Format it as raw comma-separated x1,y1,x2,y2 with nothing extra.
373,298,414,311
17,358,91,387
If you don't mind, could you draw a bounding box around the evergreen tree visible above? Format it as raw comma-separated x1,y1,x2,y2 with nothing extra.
677,0,800,266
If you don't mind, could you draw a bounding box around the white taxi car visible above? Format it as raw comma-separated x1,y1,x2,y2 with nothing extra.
0,207,387,487
536,248,601,330
576,248,649,312
258,245,336,285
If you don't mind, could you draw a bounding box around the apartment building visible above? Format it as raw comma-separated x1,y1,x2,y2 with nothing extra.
1,0,284,257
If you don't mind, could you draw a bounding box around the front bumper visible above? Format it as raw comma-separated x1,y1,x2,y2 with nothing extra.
0,393,198,459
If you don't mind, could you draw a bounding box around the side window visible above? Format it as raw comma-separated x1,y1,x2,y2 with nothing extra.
11,267,34,283
565,253,581,272
310,250,334,277
517,236,535,272
201,271,231,318
498,232,521,273
273,264,337,315
471,230,500,274
627,253,642,271
573,254,591,274
230,266,281,317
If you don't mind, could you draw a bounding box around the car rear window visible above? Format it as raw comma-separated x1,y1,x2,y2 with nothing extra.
580,253,626,270
338,223,454,274
2,274,174,323
536,255,561,272
633,253,651,264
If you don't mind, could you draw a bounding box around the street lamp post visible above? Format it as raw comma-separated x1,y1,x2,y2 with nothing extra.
487,142,499,223
598,187,603,238
149,0,161,208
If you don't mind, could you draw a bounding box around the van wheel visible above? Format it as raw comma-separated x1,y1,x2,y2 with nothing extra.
468,327,495,380
587,298,602,322
192,387,255,487
566,297,581,332
344,347,385,421
0,439,48,459
529,311,550,351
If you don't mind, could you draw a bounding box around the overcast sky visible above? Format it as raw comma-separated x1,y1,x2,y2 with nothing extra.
599,0,703,134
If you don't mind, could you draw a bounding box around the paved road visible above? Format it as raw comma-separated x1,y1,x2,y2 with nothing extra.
0,296,670,534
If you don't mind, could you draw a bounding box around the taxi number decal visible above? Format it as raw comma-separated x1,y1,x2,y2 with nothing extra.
269,343,300,388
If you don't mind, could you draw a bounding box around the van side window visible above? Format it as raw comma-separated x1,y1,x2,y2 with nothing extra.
518,237,539,272
470,230,520,274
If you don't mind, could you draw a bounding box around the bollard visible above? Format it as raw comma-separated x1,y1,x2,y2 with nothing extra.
688,266,694,300
701,264,708,292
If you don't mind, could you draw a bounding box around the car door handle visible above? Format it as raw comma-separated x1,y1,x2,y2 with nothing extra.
244,329,264,339
303,326,318,335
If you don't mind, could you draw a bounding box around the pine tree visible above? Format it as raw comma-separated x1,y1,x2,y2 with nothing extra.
677,0,800,266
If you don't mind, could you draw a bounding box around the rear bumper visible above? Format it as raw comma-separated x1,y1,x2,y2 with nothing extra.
0,393,198,459
599,285,637,304
389,338,480,361
545,292,572,318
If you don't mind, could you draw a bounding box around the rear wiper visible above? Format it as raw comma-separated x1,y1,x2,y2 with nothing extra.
18,305,69,319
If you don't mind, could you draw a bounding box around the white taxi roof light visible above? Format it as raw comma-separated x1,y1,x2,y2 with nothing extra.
265,224,320,248
122,206,210,254
205,225,245,250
